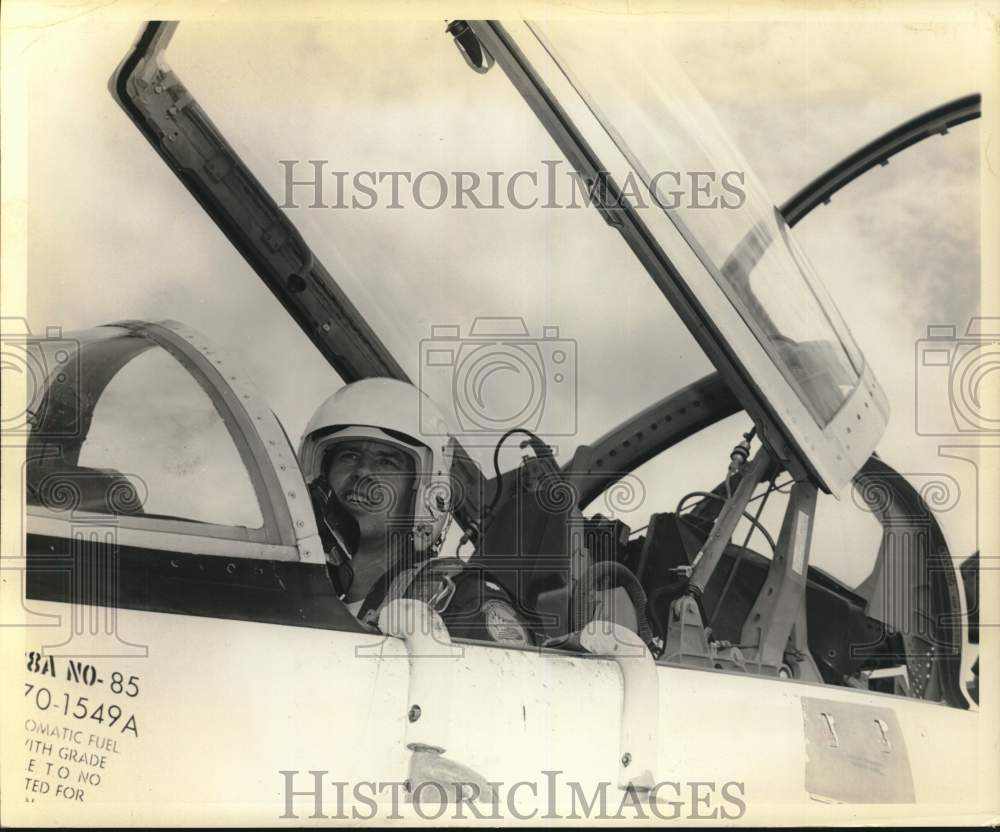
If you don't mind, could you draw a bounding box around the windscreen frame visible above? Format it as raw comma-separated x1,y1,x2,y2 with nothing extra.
471,19,890,495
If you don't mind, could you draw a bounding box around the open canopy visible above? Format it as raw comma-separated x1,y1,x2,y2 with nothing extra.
110,19,892,495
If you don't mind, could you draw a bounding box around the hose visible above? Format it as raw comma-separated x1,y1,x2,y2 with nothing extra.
485,427,552,518
572,560,655,649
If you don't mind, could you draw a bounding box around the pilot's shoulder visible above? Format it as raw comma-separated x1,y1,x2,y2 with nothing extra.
401,556,467,605
383,557,532,646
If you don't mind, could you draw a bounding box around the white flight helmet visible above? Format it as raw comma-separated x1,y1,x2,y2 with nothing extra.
298,378,454,555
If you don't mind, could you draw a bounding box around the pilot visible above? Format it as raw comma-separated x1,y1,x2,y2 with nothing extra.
298,378,532,645
298,378,453,618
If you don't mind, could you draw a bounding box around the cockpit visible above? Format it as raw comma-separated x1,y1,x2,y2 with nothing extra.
22,317,963,705
20,17,976,712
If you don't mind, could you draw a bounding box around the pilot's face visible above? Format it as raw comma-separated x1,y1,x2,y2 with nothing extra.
324,438,417,521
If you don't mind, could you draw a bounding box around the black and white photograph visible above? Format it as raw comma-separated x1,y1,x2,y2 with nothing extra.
1,1,997,825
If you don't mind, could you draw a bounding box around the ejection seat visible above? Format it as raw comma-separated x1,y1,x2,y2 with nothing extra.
473,462,652,647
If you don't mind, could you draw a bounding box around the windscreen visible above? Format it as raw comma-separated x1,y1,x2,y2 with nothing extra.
529,21,866,427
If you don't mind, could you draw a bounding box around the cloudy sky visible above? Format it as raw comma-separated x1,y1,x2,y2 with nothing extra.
17,7,993,584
